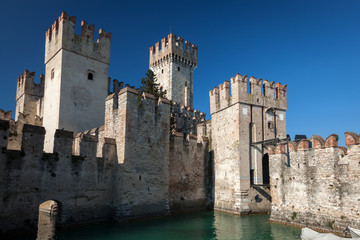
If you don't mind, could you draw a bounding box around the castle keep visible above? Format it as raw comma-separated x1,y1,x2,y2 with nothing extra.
0,11,359,235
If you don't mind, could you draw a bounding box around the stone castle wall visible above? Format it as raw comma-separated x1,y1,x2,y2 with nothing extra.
0,122,116,232
209,73,287,215
0,87,210,233
269,133,360,234
169,132,209,211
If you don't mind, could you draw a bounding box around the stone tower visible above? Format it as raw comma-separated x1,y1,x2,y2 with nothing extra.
149,33,197,108
43,11,111,152
209,74,287,214
15,70,44,124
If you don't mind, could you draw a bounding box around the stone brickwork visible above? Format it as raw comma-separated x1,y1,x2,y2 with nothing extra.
209,73,287,215
104,87,172,218
170,103,206,136
269,133,360,234
169,132,209,211
149,33,197,108
0,82,212,234
0,122,116,232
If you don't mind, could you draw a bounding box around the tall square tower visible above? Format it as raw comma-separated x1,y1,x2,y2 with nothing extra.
43,12,111,152
149,33,197,108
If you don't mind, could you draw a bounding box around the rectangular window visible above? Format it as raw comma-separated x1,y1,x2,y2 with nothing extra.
51,69,54,79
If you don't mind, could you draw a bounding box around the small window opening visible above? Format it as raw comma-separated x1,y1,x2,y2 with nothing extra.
88,72,94,80
185,82,187,87
162,69,164,74
178,67,180,71
51,69,54,79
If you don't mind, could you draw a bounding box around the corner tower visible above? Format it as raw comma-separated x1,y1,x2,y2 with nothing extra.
149,33,197,107
43,11,111,152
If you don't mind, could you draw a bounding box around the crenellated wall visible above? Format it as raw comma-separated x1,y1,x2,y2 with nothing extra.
209,73,287,215
209,73,287,114
170,102,206,136
0,121,117,232
0,85,213,233
104,87,172,218
44,11,111,65
269,132,360,234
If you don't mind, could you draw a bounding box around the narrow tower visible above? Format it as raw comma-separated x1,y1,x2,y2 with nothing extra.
15,70,44,124
43,11,111,152
149,33,197,108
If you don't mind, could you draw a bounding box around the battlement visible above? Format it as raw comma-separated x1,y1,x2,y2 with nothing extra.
0,109,12,121
269,131,360,231
209,73,287,114
104,87,171,140
149,33,197,69
16,70,44,100
170,102,206,136
268,132,360,156
45,11,111,64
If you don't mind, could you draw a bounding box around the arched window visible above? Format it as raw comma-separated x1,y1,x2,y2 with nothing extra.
88,72,93,80
51,69,55,79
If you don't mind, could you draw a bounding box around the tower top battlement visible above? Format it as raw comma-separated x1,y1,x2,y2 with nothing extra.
16,70,44,100
149,33,197,68
45,11,111,64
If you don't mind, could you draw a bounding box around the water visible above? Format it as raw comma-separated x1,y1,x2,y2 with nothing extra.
56,211,301,240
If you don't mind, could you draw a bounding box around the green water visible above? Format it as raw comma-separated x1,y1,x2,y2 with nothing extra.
56,211,301,240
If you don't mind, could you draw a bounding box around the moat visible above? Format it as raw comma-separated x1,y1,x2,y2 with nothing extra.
48,211,299,239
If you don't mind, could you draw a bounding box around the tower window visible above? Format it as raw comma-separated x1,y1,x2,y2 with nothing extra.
88,71,94,80
162,69,164,74
178,67,180,71
185,82,187,87
51,69,54,79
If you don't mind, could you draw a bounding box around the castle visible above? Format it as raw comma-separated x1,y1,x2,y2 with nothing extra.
0,11,359,235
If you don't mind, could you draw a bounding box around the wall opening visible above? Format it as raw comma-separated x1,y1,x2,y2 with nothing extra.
262,153,270,185
88,72,94,80
36,200,59,240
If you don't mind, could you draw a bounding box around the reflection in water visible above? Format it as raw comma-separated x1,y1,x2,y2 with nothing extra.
36,200,58,240
49,211,300,240
213,211,299,240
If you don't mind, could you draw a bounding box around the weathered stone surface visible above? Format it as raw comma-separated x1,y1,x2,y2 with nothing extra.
42,12,111,152
210,73,287,214
269,135,360,234
169,134,209,211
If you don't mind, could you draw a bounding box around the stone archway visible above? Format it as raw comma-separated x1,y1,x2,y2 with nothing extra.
36,200,59,240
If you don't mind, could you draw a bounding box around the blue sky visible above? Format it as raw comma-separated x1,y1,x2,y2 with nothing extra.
0,0,359,146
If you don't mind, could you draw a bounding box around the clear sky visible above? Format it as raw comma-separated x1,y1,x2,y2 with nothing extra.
0,0,359,146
